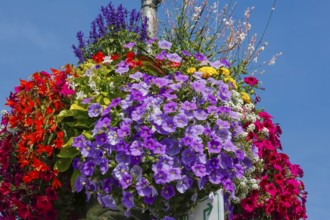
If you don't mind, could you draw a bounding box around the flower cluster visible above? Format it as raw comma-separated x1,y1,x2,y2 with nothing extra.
72,2,148,63
67,39,260,219
0,68,74,219
233,111,307,219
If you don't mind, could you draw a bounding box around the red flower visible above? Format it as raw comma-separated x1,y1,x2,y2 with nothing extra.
92,51,105,63
244,76,258,86
36,196,52,213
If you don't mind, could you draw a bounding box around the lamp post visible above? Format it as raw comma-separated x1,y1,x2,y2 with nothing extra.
141,0,162,38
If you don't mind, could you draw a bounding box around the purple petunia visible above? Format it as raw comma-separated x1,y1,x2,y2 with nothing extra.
158,40,172,50
161,185,175,200
88,103,102,117
136,178,152,197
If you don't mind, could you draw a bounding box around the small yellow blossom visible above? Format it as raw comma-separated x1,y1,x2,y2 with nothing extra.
187,67,196,74
198,66,218,78
241,92,251,103
224,77,238,89
219,67,231,77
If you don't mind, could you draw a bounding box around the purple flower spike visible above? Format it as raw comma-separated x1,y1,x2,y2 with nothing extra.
88,103,102,117
161,185,175,200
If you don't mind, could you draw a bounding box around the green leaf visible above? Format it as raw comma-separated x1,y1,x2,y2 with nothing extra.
54,158,74,172
82,130,93,139
57,147,79,158
70,103,87,111
63,137,74,148
70,169,81,190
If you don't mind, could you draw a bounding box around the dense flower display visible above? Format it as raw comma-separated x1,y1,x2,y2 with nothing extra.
0,1,307,220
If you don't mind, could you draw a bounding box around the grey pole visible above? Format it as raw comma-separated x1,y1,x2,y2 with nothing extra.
141,0,162,38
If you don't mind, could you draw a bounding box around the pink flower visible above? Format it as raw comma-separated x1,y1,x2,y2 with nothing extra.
244,76,258,86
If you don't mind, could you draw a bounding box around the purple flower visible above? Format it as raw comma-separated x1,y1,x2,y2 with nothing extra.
154,170,169,184
156,50,167,60
130,140,143,156
191,80,206,92
176,175,193,193
107,129,121,145
175,72,189,82
191,141,204,153
152,77,170,87
207,139,222,154
193,109,208,121
206,157,220,169
166,53,182,63
192,163,208,177
167,168,181,181
210,60,224,68
109,97,122,107
115,62,129,75
153,142,166,154
195,53,207,61
181,135,193,146
117,125,130,138
140,126,152,138
209,170,222,184
95,133,108,145
162,118,177,133
136,178,152,197
161,185,175,200
74,176,84,192
181,50,191,56
158,40,172,50
113,163,129,179
82,96,93,104
98,195,117,209
181,149,197,165
181,101,197,111
80,160,96,176
163,217,175,220
122,191,135,209
103,178,113,193
114,141,129,153
143,138,156,150
173,114,188,128
73,134,86,148
221,58,231,67
163,101,177,113
99,158,110,175
123,42,136,49
223,140,237,152
116,152,131,164
120,174,133,189
88,103,102,117
144,194,156,205
129,71,144,80
163,138,181,156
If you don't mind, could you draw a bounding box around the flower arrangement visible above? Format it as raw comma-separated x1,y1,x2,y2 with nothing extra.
0,1,307,220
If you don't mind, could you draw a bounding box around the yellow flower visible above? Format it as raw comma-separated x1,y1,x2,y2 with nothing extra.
241,92,251,103
224,77,238,89
198,66,218,78
219,67,231,77
187,67,196,74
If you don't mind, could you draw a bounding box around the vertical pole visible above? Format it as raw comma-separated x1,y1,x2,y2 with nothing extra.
141,0,162,38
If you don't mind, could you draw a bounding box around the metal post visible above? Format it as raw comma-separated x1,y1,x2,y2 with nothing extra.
141,0,162,38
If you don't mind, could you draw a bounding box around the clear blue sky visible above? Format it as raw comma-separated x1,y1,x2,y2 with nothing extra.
0,1,328,219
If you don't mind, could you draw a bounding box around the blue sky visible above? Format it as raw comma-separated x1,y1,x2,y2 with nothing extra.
0,0,329,219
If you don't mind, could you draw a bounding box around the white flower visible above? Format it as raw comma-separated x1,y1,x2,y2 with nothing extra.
76,91,86,100
262,127,269,135
103,56,113,63
252,183,259,190
247,124,255,132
